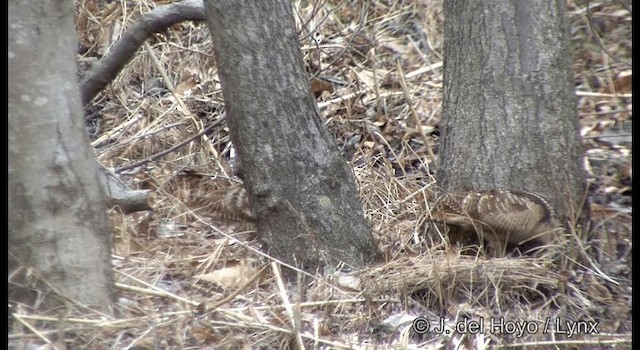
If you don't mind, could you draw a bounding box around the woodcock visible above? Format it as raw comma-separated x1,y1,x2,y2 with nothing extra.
430,189,562,253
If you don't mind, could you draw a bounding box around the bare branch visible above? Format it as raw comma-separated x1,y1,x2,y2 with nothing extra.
114,114,224,174
80,0,206,106
96,163,151,214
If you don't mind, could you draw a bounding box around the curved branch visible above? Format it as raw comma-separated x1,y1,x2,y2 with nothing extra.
80,0,206,106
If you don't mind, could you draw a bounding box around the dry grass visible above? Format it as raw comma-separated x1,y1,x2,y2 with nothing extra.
9,0,631,348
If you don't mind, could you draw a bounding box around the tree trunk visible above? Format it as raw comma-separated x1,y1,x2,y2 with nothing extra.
9,0,114,310
439,0,588,223
204,1,379,272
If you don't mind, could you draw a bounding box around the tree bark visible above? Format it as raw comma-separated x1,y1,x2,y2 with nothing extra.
204,0,379,272
439,0,588,222
9,0,114,310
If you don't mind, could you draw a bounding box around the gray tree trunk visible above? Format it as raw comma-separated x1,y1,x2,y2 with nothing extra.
204,1,379,272
439,0,588,222
9,0,114,310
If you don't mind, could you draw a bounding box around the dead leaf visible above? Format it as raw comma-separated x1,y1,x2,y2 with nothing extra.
310,78,333,98
194,261,258,289
176,78,198,95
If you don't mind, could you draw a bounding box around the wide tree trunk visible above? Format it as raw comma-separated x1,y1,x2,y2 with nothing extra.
204,1,379,272
9,0,114,310
439,0,588,223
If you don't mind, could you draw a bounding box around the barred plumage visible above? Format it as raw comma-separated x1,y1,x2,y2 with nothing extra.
431,189,560,251
208,185,254,222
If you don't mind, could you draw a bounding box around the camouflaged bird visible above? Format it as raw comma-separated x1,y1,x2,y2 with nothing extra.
430,189,562,253
208,184,254,222
176,169,254,223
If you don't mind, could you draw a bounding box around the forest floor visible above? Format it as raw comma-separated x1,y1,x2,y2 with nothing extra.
10,0,631,349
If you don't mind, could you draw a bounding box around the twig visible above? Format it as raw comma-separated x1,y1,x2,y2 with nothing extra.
143,41,177,95
576,91,632,98
115,272,200,306
11,313,52,345
143,40,228,173
114,114,223,174
313,1,370,79
203,319,354,349
612,0,631,14
584,0,630,66
501,337,631,348
395,59,437,165
208,264,269,310
272,262,305,350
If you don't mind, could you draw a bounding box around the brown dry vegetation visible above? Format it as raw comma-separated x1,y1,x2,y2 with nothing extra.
9,0,631,348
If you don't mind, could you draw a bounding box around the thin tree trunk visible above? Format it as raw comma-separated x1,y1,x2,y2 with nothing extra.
9,0,114,310
204,0,379,272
